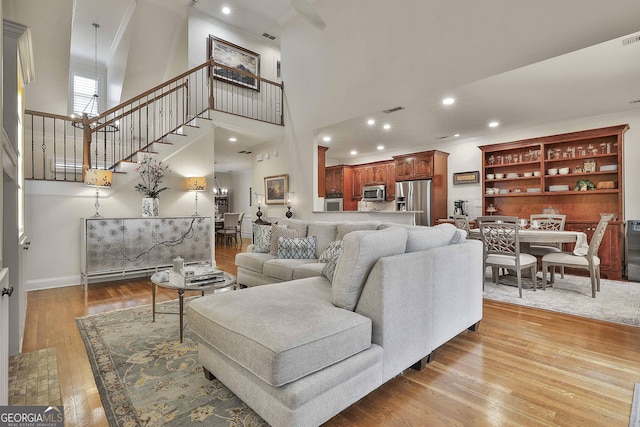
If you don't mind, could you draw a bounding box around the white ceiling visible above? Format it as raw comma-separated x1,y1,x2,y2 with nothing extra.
67,0,640,171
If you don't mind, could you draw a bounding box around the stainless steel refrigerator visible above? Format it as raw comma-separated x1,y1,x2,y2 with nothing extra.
395,180,432,226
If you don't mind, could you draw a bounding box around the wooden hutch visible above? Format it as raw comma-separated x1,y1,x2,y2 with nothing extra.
479,124,628,279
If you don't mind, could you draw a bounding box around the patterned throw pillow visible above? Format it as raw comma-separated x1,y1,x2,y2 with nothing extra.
270,225,307,255
252,223,272,253
318,240,343,263
321,246,343,283
276,236,317,259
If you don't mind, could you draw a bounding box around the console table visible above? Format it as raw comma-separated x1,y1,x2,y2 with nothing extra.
81,216,212,290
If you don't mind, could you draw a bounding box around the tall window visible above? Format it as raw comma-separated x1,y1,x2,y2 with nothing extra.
72,74,98,117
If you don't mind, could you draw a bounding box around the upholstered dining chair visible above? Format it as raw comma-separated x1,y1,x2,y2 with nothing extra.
477,216,538,298
453,214,471,235
235,212,245,247
529,213,567,277
216,212,240,246
541,213,614,298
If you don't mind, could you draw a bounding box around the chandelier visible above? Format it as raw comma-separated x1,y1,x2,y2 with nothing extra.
72,23,118,132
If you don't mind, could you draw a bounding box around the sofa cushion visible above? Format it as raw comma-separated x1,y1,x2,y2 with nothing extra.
235,252,274,274
405,223,458,252
252,223,273,253
277,236,317,259
318,240,343,263
263,258,318,281
293,262,326,280
187,278,372,387
307,222,339,258
270,224,307,255
336,222,381,240
332,227,407,310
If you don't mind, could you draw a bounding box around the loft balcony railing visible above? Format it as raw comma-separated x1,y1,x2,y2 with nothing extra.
24,59,283,181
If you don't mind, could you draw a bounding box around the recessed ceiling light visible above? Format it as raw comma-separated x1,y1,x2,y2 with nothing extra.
454,133,460,137
222,6,231,14
377,145,384,150
228,137,237,142
442,97,455,105
323,136,331,142
383,124,391,130
350,150,358,155
367,119,375,125
489,121,499,128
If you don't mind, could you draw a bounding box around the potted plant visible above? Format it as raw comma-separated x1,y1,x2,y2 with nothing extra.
135,154,169,216
574,179,595,191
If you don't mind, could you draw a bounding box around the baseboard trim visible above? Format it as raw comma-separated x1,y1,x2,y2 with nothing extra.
26,275,81,292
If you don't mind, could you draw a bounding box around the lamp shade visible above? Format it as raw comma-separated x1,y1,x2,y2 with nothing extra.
85,169,112,188
186,177,207,191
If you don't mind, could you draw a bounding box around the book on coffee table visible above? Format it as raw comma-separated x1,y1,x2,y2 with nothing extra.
168,266,224,288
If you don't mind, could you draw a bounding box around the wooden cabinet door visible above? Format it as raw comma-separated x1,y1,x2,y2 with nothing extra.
325,167,343,194
395,157,414,181
363,167,375,185
373,165,386,184
352,167,363,199
413,153,433,179
386,162,396,200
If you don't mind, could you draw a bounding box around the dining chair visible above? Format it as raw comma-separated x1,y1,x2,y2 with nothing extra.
235,212,246,248
529,213,567,277
453,215,471,235
541,213,614,298
477,216,538,298
216,212,240,246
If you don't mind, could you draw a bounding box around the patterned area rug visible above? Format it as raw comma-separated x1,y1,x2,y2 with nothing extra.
76,299,267,426
483,274,640,326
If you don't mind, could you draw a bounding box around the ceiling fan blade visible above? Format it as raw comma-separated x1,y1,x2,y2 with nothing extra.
291,0,326,30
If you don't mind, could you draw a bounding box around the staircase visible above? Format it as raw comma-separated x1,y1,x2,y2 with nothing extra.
24,59,284,183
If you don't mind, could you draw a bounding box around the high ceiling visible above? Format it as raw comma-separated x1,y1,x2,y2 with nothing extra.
68,0,640,171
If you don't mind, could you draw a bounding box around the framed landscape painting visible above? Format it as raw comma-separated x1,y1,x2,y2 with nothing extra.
265,174,288,204
208,36,261,91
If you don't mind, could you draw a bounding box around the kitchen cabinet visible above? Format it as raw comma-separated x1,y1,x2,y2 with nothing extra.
325,165,355,210
479,124,628,279
352,167,363,199
386,162,396,201
394,151,434,181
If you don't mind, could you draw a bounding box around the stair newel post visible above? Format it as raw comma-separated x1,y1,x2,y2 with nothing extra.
81,113,92,182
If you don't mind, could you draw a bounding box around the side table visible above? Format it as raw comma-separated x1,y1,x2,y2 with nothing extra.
150,270,237,342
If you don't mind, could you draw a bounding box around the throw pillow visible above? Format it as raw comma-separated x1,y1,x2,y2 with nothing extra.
252,223,272,253
405,224,457,253
276,236,317,259
270,224,307,255
318,240,343,263
321,246,343,282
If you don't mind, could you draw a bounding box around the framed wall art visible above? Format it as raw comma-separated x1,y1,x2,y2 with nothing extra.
264,174,289,204
453,171,480,185
208,35,261,91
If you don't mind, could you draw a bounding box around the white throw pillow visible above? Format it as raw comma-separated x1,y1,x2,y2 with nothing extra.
252,223,272,253
318,240,343,263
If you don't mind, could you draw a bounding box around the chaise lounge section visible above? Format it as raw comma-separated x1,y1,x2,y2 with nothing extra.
187,223,483,426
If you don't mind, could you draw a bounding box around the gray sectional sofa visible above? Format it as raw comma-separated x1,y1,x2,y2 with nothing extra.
187,220,483,427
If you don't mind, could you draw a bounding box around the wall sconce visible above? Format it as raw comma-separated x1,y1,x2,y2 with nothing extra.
186,177,207,216
85,168,113,218
254,192,267,224
285,192,295,218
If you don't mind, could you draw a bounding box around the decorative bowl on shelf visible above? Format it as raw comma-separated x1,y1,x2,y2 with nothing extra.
523,172,533,177
506,173,519,178
533,171,541,176
548,168,558,175
495,173,504,179
486,173,495,180
559,167,570,175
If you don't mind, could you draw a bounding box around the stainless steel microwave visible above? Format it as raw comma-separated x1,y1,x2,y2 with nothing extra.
362,185,386,202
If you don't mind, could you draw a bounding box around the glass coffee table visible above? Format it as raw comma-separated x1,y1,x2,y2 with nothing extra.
150,269,237,342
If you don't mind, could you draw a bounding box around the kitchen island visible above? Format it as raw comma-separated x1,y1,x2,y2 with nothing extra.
311,210,424,225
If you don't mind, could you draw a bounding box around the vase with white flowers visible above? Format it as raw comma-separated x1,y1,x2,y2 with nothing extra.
135,154,169,217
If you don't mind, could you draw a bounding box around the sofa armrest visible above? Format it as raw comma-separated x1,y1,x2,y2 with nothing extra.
355,251,433,382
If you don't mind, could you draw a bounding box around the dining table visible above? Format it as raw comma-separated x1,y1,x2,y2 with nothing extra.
468,228,589,255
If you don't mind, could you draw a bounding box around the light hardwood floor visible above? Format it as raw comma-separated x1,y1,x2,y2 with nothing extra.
23,238,640,426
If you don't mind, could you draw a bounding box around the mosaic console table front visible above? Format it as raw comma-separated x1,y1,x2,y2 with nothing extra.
81,217,212,288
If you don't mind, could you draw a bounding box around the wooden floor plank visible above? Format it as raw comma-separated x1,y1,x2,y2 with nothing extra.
20,238,640,426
